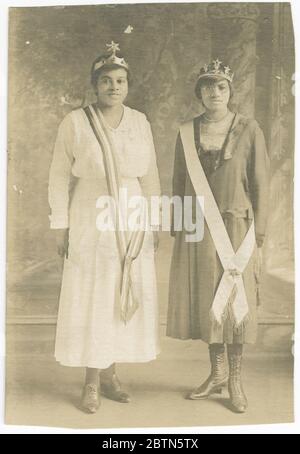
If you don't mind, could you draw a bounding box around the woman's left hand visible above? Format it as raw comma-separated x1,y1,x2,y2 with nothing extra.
153,231,159,252
254,247,263,281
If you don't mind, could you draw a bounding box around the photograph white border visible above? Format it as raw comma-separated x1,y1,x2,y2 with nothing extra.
1,0,299,434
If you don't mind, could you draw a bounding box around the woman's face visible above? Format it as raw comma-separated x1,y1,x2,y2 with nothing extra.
95,67,128,108
200,79,230,111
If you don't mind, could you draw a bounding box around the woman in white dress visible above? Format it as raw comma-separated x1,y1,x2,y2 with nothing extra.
48,42,161,413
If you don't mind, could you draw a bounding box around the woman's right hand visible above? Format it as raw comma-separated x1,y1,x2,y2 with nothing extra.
55,228,69,258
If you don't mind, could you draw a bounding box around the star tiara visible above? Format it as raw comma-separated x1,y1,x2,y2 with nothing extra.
198,59,234,83
93,41,129,72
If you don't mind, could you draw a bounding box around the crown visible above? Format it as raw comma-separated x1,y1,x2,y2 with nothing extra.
198,59,234,83
93,41,129,72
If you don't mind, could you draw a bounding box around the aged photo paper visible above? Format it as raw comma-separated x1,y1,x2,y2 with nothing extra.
5,1,295,430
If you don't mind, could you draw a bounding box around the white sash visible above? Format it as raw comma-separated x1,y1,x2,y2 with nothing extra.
180,121,256,327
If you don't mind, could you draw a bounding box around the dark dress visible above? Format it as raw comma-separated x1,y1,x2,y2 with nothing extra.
166,113,270,344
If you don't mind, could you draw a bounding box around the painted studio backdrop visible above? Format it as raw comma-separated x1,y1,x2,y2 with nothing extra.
7,3,294,350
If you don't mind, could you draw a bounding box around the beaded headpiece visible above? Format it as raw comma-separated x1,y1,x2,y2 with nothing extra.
93,41,129,73
198,59,234,83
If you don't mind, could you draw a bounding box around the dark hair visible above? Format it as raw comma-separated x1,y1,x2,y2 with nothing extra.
195,77,233,105
90,54,132,89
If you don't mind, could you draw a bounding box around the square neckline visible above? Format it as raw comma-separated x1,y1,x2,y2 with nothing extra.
193,112,237,156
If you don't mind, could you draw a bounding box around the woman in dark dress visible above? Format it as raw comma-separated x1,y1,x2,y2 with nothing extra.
167,59,270,413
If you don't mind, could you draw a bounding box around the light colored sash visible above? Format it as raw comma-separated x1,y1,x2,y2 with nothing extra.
84,104,146,324
180,121,256,327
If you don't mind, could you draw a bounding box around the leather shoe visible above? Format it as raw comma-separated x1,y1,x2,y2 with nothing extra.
80,383,100,413
101,374,130,403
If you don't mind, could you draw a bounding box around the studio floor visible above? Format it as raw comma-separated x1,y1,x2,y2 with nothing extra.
5,325,294,430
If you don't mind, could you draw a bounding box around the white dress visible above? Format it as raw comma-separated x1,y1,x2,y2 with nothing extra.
48,105,161,368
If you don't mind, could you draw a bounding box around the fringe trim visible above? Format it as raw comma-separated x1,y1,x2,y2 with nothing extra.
209,283,237,327
209,299,231,327
232,312,250,337
209,285,251,337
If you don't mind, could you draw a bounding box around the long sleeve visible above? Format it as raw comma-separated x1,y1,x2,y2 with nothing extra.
48,113,75,229
138,119,161,227
249,122,270,247
170,132,187,237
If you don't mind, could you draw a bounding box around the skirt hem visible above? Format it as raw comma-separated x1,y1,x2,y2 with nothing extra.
165,334,256,345
55,349,161,369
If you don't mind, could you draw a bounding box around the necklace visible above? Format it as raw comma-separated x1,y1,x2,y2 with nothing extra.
203,111,229,123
